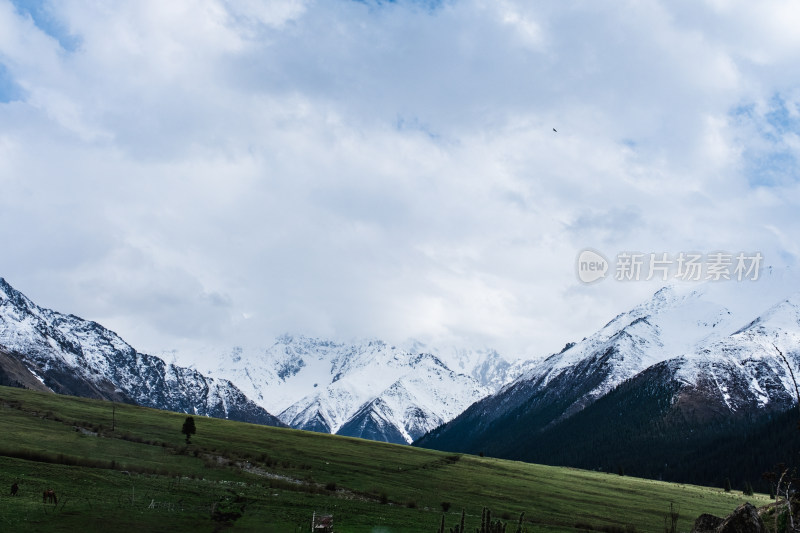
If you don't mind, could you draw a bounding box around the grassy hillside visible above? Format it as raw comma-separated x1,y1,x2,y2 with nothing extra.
0,386,768,532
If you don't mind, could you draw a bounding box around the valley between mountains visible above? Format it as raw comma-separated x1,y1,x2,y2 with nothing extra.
3,271,800,490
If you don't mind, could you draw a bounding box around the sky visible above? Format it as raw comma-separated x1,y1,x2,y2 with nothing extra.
1,0,800,363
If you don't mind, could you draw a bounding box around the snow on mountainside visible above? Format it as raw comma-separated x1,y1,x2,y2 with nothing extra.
417,268,800,454
669,291,800,413
200,335,517,444
399,340,533,390
521,270,800,413
0,278,284,426
333,352,490,443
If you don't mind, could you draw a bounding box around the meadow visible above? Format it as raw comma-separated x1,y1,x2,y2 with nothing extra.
0,385,769,532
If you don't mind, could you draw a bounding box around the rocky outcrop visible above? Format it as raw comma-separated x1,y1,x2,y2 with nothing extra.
691,503,765,533
691,513,723,533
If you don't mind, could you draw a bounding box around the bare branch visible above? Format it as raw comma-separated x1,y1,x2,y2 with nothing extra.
774,344,800,419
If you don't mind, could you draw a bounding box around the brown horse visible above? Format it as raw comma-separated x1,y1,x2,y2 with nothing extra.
43,489,57,504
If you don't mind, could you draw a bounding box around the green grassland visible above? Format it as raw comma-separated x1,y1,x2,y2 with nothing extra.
0,385,769,532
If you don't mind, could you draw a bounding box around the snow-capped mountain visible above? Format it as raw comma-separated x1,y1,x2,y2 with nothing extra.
0,277,284,426
199,335,519,444
399,340,534,391
417,269,800,480
0,275,518,445
669,291,800,414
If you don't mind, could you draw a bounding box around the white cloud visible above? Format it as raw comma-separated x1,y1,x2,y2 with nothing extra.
1,0,799,360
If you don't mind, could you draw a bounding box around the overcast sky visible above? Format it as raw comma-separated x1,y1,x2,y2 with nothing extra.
1,0,799,361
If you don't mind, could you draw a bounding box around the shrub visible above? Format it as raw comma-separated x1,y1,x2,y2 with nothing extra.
778,510,788,533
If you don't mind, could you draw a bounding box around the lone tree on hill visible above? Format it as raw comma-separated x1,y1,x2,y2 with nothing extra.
182,416,196,444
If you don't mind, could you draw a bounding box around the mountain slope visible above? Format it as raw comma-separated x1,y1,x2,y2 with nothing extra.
334,353,491,443
0,384,770,533
0,346,53,392
416,282,748,452
201,336,513,444
506,356,800,490
0,277,284,426
417,274,800,485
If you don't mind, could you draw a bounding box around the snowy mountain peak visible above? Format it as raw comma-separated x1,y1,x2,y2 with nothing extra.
533,277,800,390
0,277,283,427
195,334,517,444
418,271,800,461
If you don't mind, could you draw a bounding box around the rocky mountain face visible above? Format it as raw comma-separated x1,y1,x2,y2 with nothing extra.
0,277,284,427
199,336,523,444
0,275,521,445
416,270,800,488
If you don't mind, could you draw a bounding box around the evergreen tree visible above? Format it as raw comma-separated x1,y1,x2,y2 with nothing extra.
182,416,196,444
724,478,732,492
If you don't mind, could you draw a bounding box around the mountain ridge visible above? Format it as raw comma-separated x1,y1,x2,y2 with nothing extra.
415,273,800,487
198,335,522,444
0,277,285,427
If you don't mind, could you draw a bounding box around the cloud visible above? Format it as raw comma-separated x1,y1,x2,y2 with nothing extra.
0,62,24,102
1,0,799,360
